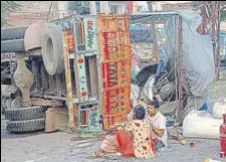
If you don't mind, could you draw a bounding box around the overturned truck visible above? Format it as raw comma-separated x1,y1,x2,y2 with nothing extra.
1,11,219,133
1,14,132,133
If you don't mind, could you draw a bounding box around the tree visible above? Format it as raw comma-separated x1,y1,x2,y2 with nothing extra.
192,1,226,21
1,1,22,27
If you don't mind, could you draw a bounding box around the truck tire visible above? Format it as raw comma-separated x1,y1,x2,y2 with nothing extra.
1,39,24,53
5,98,12,110
41,24,64,75
159,82,175,101
10,96,23,109
135,64,158,88
1,26,28,40
6,118,45,133
5,106,47,121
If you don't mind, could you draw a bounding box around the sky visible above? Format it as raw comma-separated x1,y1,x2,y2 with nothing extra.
136,1,194,11
137,1,148,11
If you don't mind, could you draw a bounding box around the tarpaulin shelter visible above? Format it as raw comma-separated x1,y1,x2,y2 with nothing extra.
130,10,216,123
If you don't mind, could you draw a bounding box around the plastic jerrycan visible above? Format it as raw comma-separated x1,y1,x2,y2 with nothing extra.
220,114,226,153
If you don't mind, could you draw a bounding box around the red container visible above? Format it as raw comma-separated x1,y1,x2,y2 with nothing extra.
220,114,226,153
190,142,195,148
220,151,225,158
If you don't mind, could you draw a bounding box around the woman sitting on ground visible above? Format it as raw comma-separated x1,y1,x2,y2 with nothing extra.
121,105,155,158
94,105,155,159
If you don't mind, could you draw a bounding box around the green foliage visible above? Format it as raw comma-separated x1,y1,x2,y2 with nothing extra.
1,1,22,27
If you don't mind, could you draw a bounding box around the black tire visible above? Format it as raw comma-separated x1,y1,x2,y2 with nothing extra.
159,82,175,101
1,26,28,40
1,39,24,53
41,24,64,75
5,106,47,121
135,63,158,88
6,118,45,133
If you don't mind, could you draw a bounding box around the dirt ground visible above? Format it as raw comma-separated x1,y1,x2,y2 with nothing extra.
1,69,226,162
0,130,222,162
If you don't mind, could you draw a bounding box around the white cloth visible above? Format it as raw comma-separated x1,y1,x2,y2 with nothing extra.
148,112,168,147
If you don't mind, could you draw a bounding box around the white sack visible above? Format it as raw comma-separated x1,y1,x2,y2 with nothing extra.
213,98,226,119
131,84,140,107
183,110,223,139
140,75,155,103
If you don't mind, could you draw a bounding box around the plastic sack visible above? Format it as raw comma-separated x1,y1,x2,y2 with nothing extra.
213,98,226,119
140,75,155,103
183,110,223,139
131,84,140,107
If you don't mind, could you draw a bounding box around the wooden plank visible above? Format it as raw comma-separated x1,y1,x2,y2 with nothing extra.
45,107,69,133
176,16,184,124
63,30,75,129
73,103,78,127
73,55,80,99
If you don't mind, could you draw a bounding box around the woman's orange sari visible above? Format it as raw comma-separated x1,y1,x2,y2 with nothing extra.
116,129,156,157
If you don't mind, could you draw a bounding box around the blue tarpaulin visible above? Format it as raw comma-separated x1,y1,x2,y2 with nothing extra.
129,25,153,43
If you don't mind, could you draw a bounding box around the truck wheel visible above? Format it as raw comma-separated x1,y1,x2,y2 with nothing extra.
159,82,175,101
1,39,25,53
1,61,13,84
41,24,64,75
11,96,23,109
6,118,45,133
135,64,158,88
5,106,47,121
1,25,28,40
5,98,12,110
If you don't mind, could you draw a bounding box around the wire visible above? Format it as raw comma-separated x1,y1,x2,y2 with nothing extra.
47,1,53,22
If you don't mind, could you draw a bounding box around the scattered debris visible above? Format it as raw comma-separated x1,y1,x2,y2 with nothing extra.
203,157,222,162
189,142,195,148
181,140,186,145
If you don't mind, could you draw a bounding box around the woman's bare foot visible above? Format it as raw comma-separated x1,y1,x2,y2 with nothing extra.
93,150,105,157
